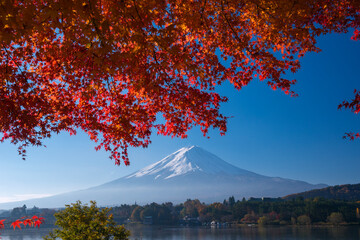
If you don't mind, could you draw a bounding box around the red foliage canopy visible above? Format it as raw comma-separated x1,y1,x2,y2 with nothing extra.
0,0,359,164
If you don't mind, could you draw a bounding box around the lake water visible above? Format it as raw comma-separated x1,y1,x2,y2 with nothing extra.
1,225,360,240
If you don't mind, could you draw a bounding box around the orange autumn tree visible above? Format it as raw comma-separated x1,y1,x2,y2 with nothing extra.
1,0,359,165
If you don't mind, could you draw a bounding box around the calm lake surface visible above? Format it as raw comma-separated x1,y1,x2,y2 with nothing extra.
1,225,360,240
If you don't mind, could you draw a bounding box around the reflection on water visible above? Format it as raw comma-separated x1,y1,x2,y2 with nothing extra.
0,228,53,240
0,225,360,240
127,225,360,240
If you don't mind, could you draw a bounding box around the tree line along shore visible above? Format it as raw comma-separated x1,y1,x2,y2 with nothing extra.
1,197,360,227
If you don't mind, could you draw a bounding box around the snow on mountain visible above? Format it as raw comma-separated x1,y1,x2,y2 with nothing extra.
0,146,327,209
125,146,257,180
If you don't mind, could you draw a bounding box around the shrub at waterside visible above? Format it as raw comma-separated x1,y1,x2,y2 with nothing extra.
43,201,130,240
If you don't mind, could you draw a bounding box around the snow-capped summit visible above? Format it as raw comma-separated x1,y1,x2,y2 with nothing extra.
126,146,256,180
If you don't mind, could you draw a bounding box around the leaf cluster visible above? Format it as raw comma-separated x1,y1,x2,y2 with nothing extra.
0,215,44,238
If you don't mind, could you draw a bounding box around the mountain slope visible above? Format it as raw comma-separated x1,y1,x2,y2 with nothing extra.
0,146,327,209
283,183,360,201
124,146,257,180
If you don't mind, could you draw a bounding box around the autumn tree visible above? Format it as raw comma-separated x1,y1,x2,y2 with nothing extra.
130,206,143,222
297,215,311,225
181,199,204,218
327,212,344,225
257,216,269,225
1,0,359,164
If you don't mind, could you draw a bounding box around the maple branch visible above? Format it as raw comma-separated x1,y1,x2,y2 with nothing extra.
2,46,26,76
199,0,211,31
105,76,117,101
151,48,176,88
220,0,243,46
251,1,277,20
131,0,178,89
88,0,107,48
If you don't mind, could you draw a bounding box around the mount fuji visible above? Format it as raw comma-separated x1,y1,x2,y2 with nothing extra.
0,146,326,209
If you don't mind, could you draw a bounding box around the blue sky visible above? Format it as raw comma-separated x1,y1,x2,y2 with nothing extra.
0,32,359,204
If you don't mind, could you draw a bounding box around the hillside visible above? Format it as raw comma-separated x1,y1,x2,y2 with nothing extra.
283,183,360,201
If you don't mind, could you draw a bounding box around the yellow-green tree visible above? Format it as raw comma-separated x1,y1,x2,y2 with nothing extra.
257,216,269,225
43,201,130,240
297,215,311,225
327,212,344,225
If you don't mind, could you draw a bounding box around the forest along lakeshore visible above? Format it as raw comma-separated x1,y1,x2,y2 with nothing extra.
1,194,360,239
107,194,360,227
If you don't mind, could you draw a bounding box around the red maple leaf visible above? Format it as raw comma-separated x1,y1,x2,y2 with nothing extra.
32,216,44,228
22,218,33,227
0,219,5,229
10,220,22,230
34,219,43,228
